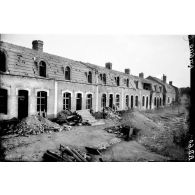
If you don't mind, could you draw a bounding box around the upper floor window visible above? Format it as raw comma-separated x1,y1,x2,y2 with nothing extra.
65,66,71,80
143,83,151,90
134,81,138,89
159,86,162,92
115,76,120,86
126,79,129,87
39,61,46,77
0,51,6,72
88,71,92,83
154,85,157,91
103,73,106,84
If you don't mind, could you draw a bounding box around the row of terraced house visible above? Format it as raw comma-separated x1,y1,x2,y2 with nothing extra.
0,40,178,120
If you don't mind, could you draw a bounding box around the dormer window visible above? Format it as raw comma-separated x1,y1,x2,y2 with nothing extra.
0,51,6,72
65,66,71,80
134,81,138,89
39,61,46,77
103,73,106,84
88,71,92,83
115,76,120,86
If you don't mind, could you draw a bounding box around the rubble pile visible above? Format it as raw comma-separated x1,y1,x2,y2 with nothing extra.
14,115,64,135
56,110,88,126
104,107,121,120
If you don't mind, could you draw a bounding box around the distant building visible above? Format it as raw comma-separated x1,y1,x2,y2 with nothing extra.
0,40,177,120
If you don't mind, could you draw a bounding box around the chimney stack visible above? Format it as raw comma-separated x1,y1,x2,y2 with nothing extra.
32,40,44,52
169,81,172,85
139,72,144,78
125,68,130,74
105,62,112,70
163,74,167,83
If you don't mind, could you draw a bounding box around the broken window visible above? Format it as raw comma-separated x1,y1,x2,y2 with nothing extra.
65,66,71,80
76,93,82,110
142,96,145,107
39,61,46,77
63,92,71,110
126,95,129,108
86,94,92,109
136,96,139,106
88,71,92,83
101,94,107,108
134,81,138,89
0,88,8,114
0,51,6,72
116,94,120,109
126,79,129,87
37,91,47,117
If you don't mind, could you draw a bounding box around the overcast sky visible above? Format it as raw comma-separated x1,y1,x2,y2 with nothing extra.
1,34,190,88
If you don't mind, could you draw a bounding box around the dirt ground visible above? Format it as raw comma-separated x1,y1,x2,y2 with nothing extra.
0,106,189,162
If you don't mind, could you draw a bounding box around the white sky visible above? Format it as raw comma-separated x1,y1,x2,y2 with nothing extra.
1,34,190,88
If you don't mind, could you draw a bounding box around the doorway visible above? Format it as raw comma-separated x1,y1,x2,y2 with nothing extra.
18,90,28,119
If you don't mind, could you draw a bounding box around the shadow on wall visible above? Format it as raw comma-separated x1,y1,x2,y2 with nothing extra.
0,136,5,161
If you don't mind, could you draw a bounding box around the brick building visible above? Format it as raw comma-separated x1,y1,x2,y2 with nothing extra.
0,40,177,120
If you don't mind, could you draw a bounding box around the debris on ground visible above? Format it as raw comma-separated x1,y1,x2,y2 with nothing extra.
43,145,91,162
14,115,64,136
104,107,121,120
104,125,134,141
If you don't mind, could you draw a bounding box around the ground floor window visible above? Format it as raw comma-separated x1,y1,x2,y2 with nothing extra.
109,94,113,108
142,96,145,107
63,92,71,110
135,96,138,107
86,94,92,109
116,94,120,109
101,94,106,108
76,93,82,110
146,96,149,109
160,98,162,106
154,97,157,106
0,88,8,114
37,91,47,117
126,95,129,108
131,95,134,108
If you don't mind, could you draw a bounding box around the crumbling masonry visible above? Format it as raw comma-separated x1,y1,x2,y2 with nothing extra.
0,40,177,120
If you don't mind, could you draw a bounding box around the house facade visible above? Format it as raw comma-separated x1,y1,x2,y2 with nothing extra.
0,40,177,120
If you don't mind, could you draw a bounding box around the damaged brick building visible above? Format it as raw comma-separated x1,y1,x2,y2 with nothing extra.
0,40,177,120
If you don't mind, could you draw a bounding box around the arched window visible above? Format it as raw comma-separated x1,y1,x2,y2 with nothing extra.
63,92,71,110
88,71,92,83
146,96,149,109
135,96,138,107
86,94,92,109
126,95,129,108
116,94,120,109
37,91,47,117
0,88,8,114
142,96,145,107
101,94,107,108
0,51,6,72
76,93,82,110
39,61,46,77
154,97,157,106
65,66,71,80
